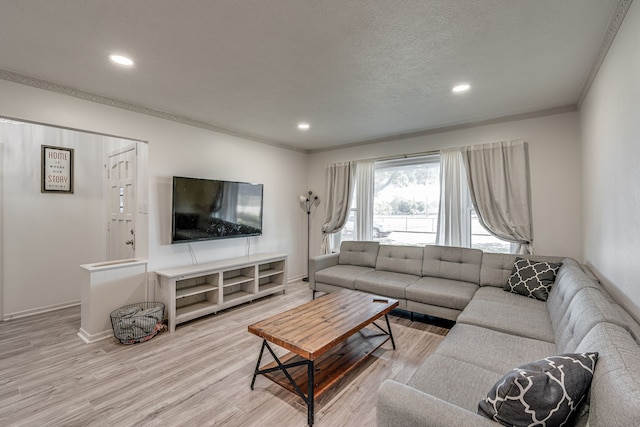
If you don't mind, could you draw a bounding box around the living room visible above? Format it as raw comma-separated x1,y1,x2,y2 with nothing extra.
1,1,639,426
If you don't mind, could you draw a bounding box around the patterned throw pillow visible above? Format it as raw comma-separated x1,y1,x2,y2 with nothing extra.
478,353,599,427
505,258,562,301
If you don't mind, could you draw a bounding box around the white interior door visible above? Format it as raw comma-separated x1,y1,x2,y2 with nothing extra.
108,146,137,260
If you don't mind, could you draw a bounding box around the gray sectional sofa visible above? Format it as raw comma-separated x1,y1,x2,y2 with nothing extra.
309,241,640,427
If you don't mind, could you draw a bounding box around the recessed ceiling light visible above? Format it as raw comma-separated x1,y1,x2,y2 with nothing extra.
452,83,471,93
109,54,134,67
297,122,310,131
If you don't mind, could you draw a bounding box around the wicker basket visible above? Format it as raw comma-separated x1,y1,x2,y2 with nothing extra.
110,302,165,344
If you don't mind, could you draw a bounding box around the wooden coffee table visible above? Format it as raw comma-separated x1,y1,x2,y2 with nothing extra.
248,289,399,426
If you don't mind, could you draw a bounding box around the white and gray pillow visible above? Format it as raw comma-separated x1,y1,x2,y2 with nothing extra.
505,258,562,301
478,352,598,427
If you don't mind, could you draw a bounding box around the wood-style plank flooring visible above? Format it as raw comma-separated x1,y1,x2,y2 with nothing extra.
0,281,451,426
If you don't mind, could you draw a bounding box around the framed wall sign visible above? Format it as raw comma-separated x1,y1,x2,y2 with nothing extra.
41,145,74,193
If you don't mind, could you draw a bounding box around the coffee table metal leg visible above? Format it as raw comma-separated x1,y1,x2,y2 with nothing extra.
371,315,397,350
251,340,316,425
308,359,314,426
251,340,267,390
385,314,396,350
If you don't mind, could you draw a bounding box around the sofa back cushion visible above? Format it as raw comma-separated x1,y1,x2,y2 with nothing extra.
338,241,380,267
422,245,482,284
576,322,640,427
480,253,566,287
375,245,424,276
554,287,628,354
547,258,604,323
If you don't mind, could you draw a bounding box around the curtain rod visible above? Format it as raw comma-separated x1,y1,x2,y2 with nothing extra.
372,149,440,162
326,149,441,167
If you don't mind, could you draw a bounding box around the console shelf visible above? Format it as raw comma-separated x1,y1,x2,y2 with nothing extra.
222,275,254,287
176,284,218,299
156,253,287,332
259,268,282,278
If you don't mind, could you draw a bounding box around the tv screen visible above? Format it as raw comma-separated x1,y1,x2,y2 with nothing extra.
171,176,263,243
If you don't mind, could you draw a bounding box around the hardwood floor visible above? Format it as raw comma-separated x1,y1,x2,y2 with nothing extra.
0,281,450,426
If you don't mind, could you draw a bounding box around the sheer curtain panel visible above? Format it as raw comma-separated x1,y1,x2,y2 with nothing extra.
436,148,470,247
321,161,355,254
461,140,533,254
355,160,374,241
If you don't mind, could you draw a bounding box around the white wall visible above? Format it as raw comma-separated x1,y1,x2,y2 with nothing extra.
1,123,107,316
0,79,309,318
0,122,146,317
580,0,640,320
307,112,583,261
147,122,308,272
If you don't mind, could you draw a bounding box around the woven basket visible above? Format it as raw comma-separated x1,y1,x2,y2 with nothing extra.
110,302,165,344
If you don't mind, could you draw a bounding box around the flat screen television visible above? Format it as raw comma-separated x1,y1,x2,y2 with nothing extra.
171,176,263,243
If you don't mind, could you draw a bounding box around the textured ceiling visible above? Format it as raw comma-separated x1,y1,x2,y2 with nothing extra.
0,0,625,152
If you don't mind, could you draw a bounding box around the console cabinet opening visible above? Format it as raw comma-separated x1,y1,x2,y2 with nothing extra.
258,261,286,292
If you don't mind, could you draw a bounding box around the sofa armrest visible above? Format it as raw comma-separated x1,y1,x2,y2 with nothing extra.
377,380,497,427
309,253,339,290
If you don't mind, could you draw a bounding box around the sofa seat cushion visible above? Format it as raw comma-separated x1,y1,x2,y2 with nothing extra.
435,323,557,375
377,380,499,427
314,265,374,290
457,296,555,342
576,322,640,427
407,353,504,412
472,286,549,309
406,277,478,311
354,271,419,299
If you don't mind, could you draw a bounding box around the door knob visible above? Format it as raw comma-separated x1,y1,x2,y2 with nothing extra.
125,229,135,251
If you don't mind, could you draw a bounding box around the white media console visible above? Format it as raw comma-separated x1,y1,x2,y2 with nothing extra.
155,252,288,332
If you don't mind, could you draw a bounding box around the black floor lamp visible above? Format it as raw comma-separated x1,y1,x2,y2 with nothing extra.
300,191,320,282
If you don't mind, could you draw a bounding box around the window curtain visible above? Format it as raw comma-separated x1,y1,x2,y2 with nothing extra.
321,161,355,254
461,140,533,254
355,160,374,241
436,148,470,247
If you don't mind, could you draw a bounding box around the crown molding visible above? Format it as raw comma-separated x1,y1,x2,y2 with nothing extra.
0,69,308,154
577,0,633,108
309,105,577,154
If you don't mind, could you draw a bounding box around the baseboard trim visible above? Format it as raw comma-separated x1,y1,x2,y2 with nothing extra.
2,300,80,321
77,327,113,344
288,274,307,283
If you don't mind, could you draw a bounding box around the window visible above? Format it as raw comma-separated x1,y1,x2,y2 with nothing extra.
336,190,357,249
338,154,512,253
372,156,440,246
469,209,511,253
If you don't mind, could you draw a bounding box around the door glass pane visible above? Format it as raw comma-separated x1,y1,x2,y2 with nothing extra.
119,187,124,213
